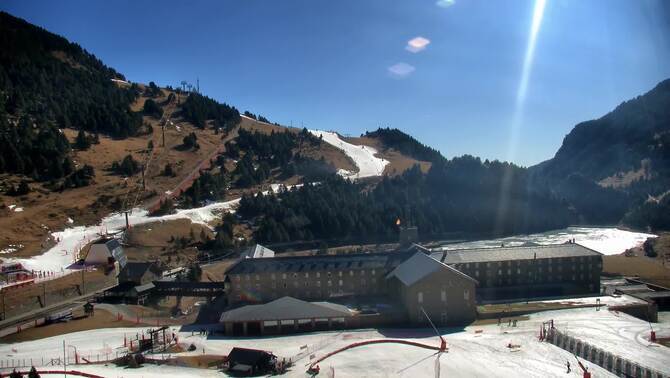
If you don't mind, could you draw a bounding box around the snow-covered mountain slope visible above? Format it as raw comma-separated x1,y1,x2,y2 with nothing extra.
309,130,389,179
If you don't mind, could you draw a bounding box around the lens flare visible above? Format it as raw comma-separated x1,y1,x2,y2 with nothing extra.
495,0,547,235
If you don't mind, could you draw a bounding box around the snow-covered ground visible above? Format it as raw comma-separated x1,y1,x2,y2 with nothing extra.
0,183,301,274
309,130,389,179
1,198,241,273
439,226,657,256
1,302,668,377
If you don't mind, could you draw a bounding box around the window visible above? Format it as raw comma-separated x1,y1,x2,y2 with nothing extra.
245,274,250,280
441,289,447,302
360,270,365,276
293,281,298,288
271,273,276,280
282,273,287,279
417,292,423,303
361,279,366,286
349,270,354,277
305,281,309,287
339,280,343,286
235,276,241,282
464,290,470,301
283,283,287,288
327,280,332,287
516,268,521,274
372,269,376,275
317,281,321,287
316,272,321,278
339,271,343,277
255,274,260,280
293,273,298,278
305,272,309,278
327,272,332,277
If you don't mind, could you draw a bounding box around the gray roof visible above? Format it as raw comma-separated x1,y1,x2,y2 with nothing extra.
386,252,477,286
219,296,353,322
121,262,158,279
431,243,602,264
132,282,155,294
226,251,413,275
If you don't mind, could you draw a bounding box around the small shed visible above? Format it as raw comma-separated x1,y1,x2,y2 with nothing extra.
225,347,277,375
84,238,127,267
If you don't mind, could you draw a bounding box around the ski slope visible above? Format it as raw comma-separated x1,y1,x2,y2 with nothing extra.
0,184,301,273
1,198,240,273
1,303,668,377
309,130,389,179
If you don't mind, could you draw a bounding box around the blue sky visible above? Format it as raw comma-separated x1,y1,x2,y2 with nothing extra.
3,0,670,166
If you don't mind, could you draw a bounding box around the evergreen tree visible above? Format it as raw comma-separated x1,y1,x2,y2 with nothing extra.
74,129,91,150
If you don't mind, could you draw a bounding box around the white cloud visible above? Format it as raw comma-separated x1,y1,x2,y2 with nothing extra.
388,62,415,78
406,36,431,53
436,0,455,8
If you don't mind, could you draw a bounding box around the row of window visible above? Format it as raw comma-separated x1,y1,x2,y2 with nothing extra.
234,269,377,282
454,256,600,270
417,289,470,305
478,272,596,286
458,262,601,279
238,277,380,290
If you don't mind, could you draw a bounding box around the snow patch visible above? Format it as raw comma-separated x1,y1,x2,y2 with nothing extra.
0,198,241,273
309,130,389,179
439,226,656,256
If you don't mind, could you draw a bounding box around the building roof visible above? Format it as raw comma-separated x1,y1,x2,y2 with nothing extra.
121,262,159,280
226,250,413,275
132,282,155,294
220,296,353,322
386,252,477,286
242,244,275,259
432,243,602,264
227,347,275,367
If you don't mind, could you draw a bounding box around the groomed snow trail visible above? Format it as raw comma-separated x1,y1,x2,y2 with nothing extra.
1,198,241,273
309,130,389,179
1,183,302,273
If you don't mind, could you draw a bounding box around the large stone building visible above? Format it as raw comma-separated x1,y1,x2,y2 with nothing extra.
220,243,602,335
222,249,477,334
431,243,603,301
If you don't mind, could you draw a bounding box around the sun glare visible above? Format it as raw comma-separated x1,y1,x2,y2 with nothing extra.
496,0,547,234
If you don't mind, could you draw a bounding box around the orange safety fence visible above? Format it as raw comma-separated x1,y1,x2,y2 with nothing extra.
0,370,103,378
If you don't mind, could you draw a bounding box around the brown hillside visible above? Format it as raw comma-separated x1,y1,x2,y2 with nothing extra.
0,88,425,262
